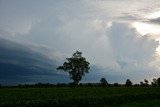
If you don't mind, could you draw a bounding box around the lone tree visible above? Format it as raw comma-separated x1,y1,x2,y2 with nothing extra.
125,79,132,87
100,78,108,86
57,51,90,85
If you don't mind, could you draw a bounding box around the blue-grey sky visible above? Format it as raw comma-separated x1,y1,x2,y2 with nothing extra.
1,0,160,85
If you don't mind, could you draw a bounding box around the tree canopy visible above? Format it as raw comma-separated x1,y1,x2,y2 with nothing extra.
57,51,90,85
125,79,132,87
100,78,108,86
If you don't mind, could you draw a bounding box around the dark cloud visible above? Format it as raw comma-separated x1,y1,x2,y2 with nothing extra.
147,17,160,25
0,38,68,85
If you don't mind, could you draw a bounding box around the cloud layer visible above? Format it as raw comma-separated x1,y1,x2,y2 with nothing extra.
1,0,160,84
0,38,69,85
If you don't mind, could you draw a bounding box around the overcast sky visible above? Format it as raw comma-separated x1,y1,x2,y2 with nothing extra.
1,0,160,85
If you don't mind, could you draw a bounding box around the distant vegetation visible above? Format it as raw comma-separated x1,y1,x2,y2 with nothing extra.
0,77,160,88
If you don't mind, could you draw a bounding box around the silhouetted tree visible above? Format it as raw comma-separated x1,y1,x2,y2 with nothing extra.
134,84,140,87
140,81,145,87
57,51,90,85
144,79,149,87
151,78,158,87
157,77,160,87
100,78,108,86
125,79,132,87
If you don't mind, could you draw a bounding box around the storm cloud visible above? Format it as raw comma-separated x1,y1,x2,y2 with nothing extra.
1,0,160,84
0,38,68,85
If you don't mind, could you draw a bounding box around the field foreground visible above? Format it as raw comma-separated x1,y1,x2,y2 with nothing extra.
0,87,160,107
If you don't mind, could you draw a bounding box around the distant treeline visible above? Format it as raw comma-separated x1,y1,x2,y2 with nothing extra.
1,77,160,88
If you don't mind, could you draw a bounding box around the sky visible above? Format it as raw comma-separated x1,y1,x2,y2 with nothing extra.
1,0,160,85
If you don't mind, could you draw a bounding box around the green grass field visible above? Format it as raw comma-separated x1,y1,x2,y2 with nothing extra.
0,87,160,107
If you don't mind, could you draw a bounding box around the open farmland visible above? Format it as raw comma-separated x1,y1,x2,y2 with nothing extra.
0,87,160,107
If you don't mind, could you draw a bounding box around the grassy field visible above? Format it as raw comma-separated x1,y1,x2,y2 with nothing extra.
0,87,160,107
